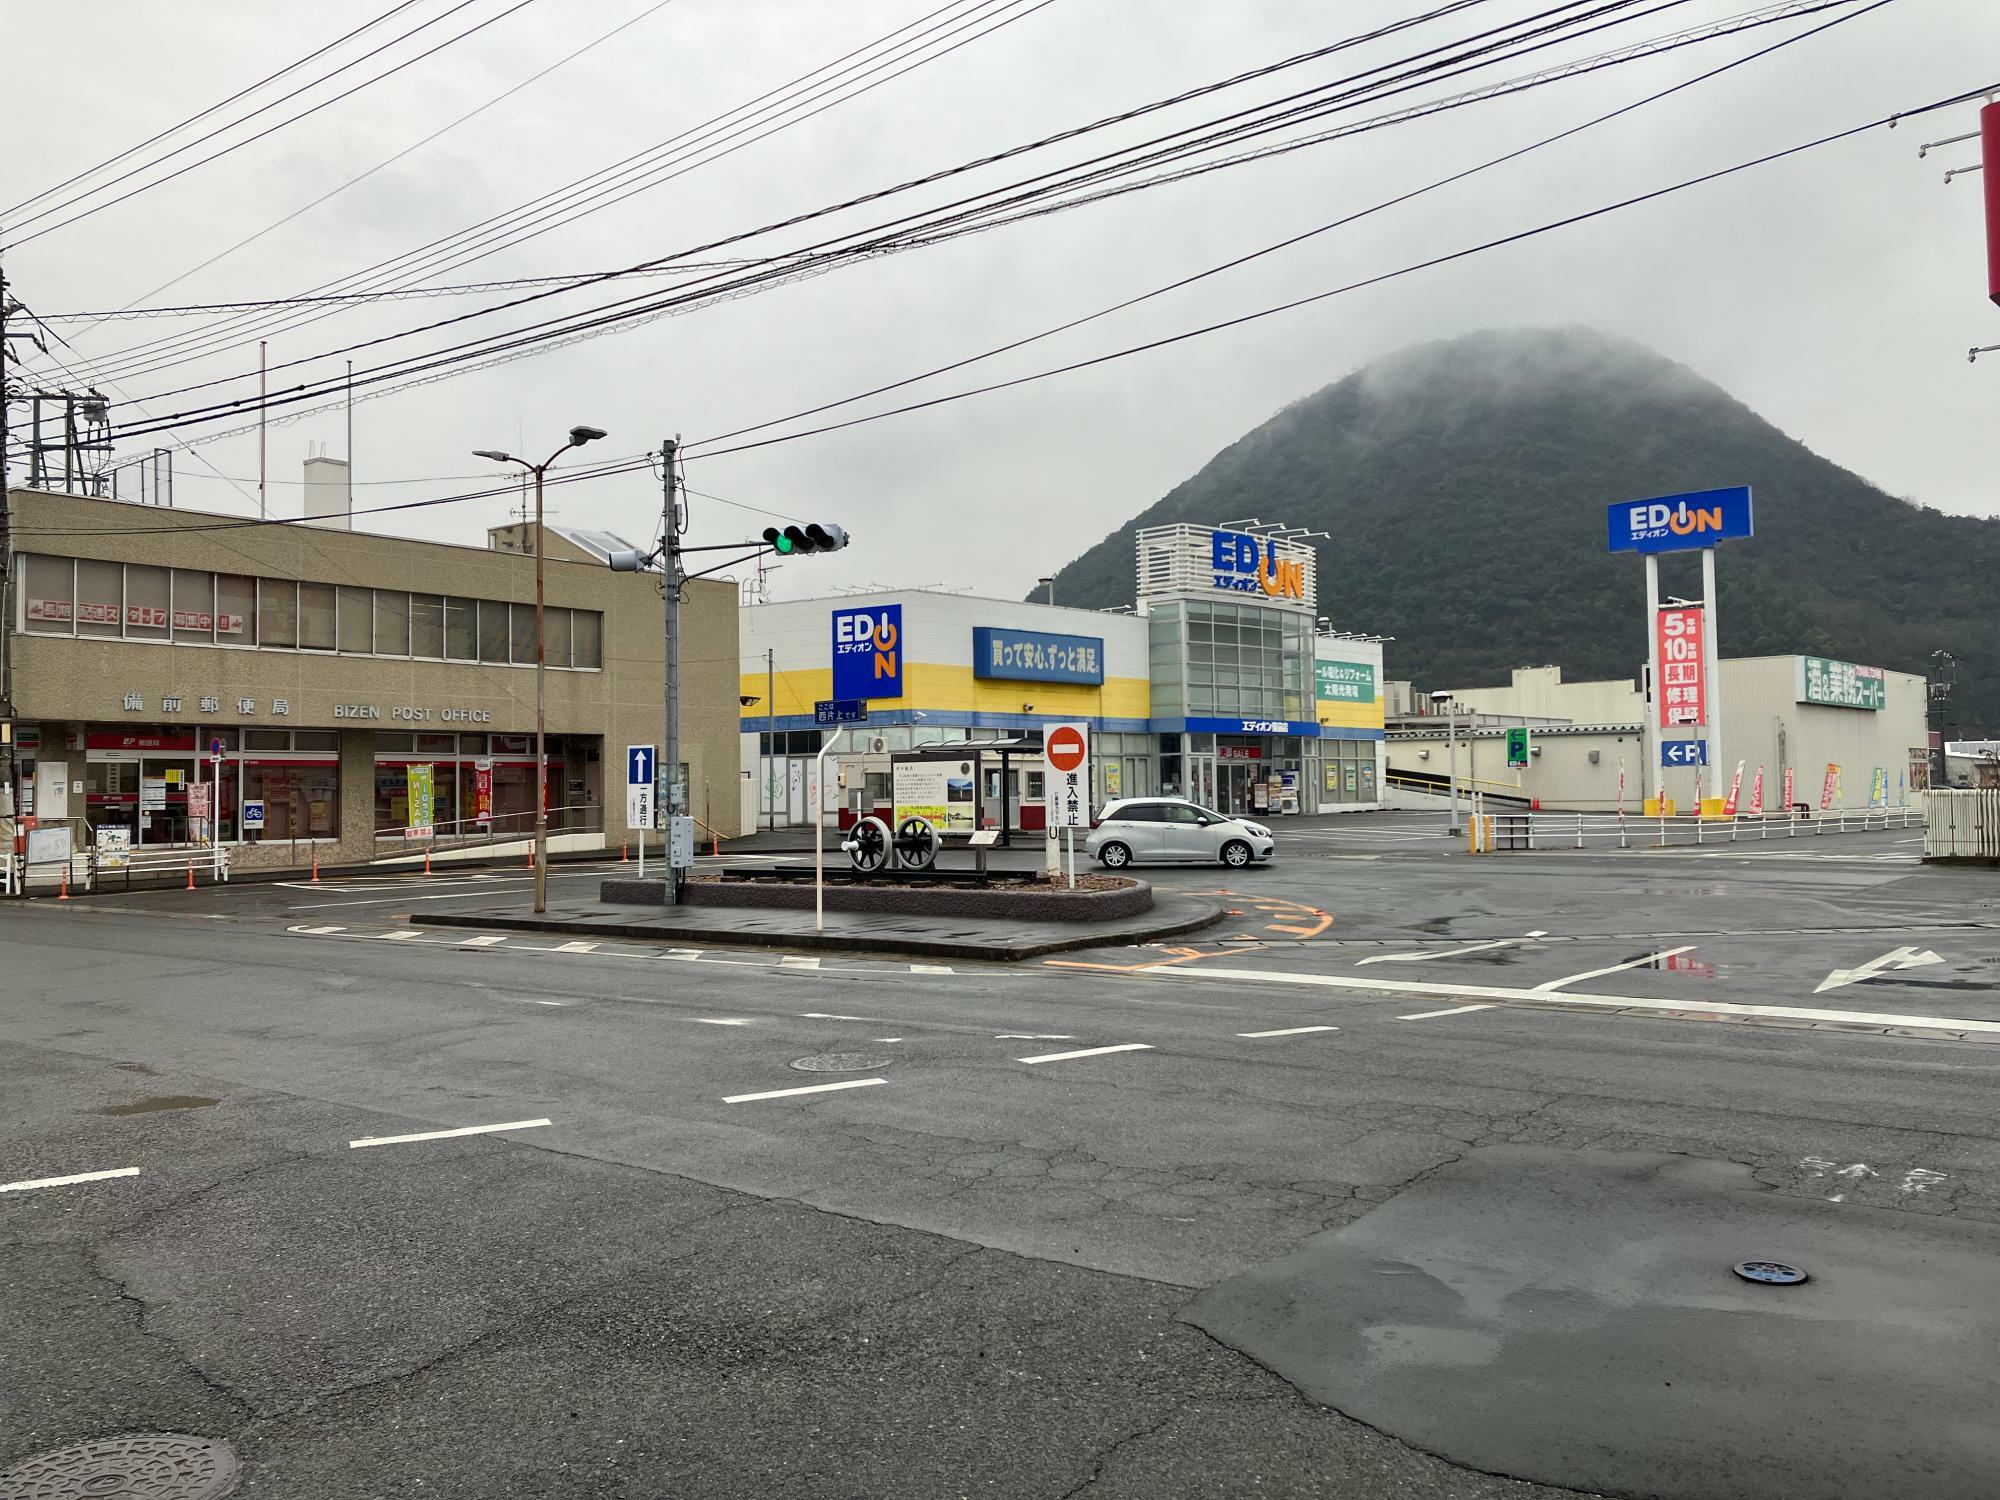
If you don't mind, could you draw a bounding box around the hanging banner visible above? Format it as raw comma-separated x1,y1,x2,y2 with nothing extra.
1723,760,1744,817
473,759,493,824
1819,763,1839,811
1782,766,1795,811
407,763,436,838
1655,606,1707,728
1870,767,1888,808
1747,765,1765,815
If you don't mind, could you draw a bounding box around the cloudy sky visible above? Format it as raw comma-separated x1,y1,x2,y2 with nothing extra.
4,0,1996,608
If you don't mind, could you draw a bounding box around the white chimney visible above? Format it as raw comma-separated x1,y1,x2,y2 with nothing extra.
302,455,352,530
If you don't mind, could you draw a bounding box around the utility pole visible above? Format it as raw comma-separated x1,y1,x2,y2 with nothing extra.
0,260,16,848
257,340,268,520
765,647,776,832
661,438,684,905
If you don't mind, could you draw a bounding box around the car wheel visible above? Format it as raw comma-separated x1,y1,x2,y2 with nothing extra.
1099,841,1132,869
1220,839,1252,868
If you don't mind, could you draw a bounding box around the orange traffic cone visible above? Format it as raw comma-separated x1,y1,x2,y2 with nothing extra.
58,863,70,901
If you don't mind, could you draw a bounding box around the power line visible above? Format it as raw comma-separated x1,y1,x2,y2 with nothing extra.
0,0,425,221
0,0,543,252
65,0,1029,382
95,0,1660,428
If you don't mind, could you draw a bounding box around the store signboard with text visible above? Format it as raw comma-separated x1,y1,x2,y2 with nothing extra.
891,757,974,835
972,627,1104,685
1607,486,1754,554
1043,723,1091,828
832,605,903,700
1656,607,1707,727
1796,656,1885,711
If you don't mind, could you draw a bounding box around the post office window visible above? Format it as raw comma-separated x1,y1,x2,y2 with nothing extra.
172,569,214,643
20,554,74,633
216,574,255,643
294,730,339,751
299,582,336,651
477,600,511,663
337,587,372,653
125,564,171,640
411,595,445,658
544,607,572,669
509,602,536,665
258,579,297,648
573,610,602,669
375,591,410,656
445,597,477,660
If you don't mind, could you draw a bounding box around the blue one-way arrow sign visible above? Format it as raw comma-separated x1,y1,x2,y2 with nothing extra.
1661,739,1708,767
627,744,655,786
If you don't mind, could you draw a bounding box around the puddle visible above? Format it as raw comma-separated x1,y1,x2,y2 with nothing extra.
95,1095,220,1116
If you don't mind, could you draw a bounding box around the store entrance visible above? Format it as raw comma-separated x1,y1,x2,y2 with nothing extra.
1219,762,1256,816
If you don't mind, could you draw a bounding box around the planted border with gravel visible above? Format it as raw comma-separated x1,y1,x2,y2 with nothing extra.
600,872,1153,922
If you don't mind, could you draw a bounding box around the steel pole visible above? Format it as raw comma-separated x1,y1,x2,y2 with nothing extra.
1644,554,1662,810
533,461,548,914
662,440,682,906
766,647,776,831
1446,704,1461,835
1702,545,1723,813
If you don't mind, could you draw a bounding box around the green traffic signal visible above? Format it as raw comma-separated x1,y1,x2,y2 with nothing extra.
761,523,849,556
762,526,795,554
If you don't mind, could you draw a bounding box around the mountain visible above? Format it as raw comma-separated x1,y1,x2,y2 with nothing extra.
1041,327,1997,735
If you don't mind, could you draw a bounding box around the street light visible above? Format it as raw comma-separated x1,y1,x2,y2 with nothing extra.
1430,689,1462,835
472,424,608,913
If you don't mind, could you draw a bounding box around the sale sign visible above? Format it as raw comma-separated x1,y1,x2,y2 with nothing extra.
1655,606,1706,728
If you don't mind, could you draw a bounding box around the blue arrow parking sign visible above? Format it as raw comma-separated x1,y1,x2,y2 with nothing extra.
627,745,655,787
1660,740,1708,767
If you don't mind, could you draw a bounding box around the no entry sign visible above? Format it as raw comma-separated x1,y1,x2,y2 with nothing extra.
1045,721,1091,828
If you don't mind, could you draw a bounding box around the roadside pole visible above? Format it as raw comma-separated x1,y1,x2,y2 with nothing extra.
1447,702,1461,835
813,725,852,932
1702,544,1723,807
661,439,682,906
1644,553,1663,809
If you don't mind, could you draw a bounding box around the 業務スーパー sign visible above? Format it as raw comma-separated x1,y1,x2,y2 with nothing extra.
1607,486,1754,554
1796,656,1885,711
832,605,903,700
1656,607,1707,727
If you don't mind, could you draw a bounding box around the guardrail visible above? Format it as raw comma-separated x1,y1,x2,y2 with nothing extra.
1467,801,1925,852
369,802,604,864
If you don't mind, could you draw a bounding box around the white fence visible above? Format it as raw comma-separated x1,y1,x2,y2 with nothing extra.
1468,801,1925,852
1925,789,2000,861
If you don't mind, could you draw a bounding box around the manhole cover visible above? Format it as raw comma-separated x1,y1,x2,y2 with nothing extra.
790,1053,892,1073
1733,1260,1808,1285
0,1435,239,1499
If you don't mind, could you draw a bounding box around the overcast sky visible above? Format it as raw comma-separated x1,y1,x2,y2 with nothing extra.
5,0,1996,616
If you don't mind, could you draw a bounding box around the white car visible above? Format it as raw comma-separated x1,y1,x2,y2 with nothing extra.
1085,798,1276,869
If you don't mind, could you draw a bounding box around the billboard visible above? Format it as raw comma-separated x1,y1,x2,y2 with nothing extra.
1314,660,1375,703
1608,486,1754,554
892,757,974,834
1210,528,1306,600
832,604,903,700
972,627,1103,684
1796,656,1885,711
1656,606,1707,728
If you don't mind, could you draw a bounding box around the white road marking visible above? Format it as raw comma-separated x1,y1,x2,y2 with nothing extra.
379,930,424,941
1396,1004,1497,1021
780,955,822,969
1133,964,2000,1034
287,924,347,935
1,1166,142,1194
995,1033,1073,1040
1237,1024,1340,1037
724,1078,886,1104
663,948,703,960
552,941,601,954
911,964,956,974
1532,947,1695,991
1356,932,1546,966
801,1012,870,1022
694,1018,751,1026
501,998,566,1007
1814,946,1946,994
349,1118,551,1149
458,935,508,947
1019,1043,1153,1065
875,1036,905,1042
1901,1168,1948,1194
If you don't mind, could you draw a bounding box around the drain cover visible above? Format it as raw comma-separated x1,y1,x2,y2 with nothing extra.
1733,1260,1808,1285
0,1435,239,1499
790,1053,892,1073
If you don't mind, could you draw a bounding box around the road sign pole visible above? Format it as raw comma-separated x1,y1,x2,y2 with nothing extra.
1644,553,1662,809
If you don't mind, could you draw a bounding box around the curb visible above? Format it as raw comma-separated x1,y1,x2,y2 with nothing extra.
412,896,1226,962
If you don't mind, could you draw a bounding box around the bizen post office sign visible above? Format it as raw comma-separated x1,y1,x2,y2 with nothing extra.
832,604,903,701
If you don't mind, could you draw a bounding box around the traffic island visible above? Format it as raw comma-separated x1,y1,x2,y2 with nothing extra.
599,870,1154,922
413,879,1224,961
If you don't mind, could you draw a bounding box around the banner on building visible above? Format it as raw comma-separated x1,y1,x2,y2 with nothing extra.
473,759,493,824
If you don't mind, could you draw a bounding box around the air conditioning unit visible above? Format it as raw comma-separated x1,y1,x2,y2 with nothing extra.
867,735,888,755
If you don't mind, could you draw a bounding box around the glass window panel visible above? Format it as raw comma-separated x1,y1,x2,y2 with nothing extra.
299,582,335,650
258,580,297,648
573,611,602,669
509,602,536,665
337,586,372,653
215,574,254,643
172,569,213,643
21,554,74,633
375,591,410,656
410,595,444,658
293,730,338,751
415,733,456,756
544,607,572,669
445,597,477,660
374,732,415,753
244,729,291,750
477,600,511,663
125,564,170,640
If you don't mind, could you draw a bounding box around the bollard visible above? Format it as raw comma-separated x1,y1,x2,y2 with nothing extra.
621,835,629,863
310,845,321,883
424,846,433,876
186,858,196,891
59,863,70,901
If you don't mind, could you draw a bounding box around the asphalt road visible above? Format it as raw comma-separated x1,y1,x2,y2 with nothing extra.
4,812,1998,1498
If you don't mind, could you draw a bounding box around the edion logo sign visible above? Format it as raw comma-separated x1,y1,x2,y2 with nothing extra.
1210,529,1306,600
832,604,903,700
1607,485,1754,555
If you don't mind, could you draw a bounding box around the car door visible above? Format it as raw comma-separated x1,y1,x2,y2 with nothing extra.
1115,802,1173,862
1160,802,1217,861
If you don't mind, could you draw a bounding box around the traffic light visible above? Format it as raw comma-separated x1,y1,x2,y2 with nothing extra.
762,523,850,556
